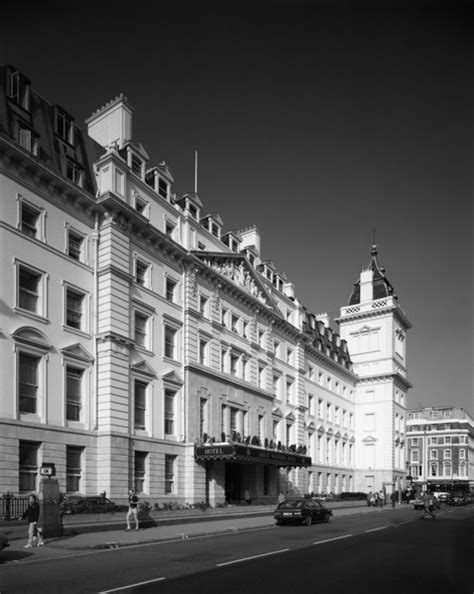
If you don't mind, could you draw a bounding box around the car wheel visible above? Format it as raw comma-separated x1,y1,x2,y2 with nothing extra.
303,515,312,526
323,513,330,523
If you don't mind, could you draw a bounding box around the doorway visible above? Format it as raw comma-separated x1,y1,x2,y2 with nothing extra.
225,463,241,503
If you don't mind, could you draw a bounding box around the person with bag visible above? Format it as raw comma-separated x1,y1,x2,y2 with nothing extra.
21,494,44,547
126,489,140,531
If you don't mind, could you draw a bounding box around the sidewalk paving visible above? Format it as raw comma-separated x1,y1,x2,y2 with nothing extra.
2,503,408,560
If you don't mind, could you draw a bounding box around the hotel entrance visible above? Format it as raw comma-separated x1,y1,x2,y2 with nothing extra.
225,463,241,503
195,442,312,505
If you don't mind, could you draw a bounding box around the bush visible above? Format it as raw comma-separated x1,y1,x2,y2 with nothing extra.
339,492,367,501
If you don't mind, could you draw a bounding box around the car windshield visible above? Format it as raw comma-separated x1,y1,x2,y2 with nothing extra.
278,500,304,509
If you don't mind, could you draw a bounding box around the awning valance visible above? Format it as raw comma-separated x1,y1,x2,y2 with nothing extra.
195,443,312,468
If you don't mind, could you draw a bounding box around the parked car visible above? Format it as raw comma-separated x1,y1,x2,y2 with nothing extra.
448,491,467,506
0,532,9,550
433,491,449,503
274,498,333,526
60,495,118,514
412,495,441,511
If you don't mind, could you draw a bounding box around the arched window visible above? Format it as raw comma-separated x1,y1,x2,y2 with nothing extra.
443,462,451,477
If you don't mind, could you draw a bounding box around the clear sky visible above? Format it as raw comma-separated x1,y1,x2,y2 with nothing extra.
2,1,472,413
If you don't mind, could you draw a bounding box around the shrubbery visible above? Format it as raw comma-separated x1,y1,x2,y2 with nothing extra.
339,492,367,500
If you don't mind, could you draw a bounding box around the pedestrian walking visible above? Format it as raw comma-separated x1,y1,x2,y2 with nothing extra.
390,491,397,508
21,494,43,548
420,493,436,520
367,491,373,506
378,490,385,507
126,489,140,531
244,487,251,505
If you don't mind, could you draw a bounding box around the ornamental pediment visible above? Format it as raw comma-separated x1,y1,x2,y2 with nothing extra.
285,411,296,422
131,360,156,377
306,420,316,431
316,424,325,434
362,435,377,443
12,327,52,350
272,406,284,418
195,253,277,309
162,370,183,385
60,343,94,362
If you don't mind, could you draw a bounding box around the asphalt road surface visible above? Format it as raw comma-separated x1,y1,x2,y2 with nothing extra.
1,505,472,593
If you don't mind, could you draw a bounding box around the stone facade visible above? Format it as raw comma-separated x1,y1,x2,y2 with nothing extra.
406,406,474,494
0,64,411,505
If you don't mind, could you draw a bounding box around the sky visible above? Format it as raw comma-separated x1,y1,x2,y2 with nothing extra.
2,1,472,413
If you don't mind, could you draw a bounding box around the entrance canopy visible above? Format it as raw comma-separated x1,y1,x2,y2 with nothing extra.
195,443,311,468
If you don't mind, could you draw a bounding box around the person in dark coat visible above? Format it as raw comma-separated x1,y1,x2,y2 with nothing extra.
21,494,42,547
390,491,397,508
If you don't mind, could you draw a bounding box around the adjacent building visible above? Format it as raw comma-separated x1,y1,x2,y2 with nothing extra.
406,406,474,494
0,64,411,505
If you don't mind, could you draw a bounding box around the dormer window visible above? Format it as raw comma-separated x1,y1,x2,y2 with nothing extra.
188,204,198,220
131,154,143,178
158,178,169,200
66,159,83,187
135,196,148,216
16,121,38,155
56,109,74,144
210,222,220,238
165,220,176,239
9,70,30,110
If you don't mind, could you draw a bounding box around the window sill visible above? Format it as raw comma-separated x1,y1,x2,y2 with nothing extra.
134,344,155,356
67,420,85,429
20,412,42,423
14,307,49,324
63,325,91,339
163,356,180,365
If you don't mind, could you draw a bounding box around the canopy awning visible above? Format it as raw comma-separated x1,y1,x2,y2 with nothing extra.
195,443,311,468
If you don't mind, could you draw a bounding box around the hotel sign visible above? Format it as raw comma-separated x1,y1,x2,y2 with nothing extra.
195,444,311,468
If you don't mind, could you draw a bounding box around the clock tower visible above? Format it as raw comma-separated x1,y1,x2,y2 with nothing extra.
336,243,412,496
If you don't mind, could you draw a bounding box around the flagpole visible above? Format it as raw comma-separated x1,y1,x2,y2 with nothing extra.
194,150,198,194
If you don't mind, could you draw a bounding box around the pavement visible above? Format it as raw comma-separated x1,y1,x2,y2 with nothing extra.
1,502,408,560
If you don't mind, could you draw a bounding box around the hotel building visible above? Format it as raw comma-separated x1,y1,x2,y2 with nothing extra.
0,65,411,504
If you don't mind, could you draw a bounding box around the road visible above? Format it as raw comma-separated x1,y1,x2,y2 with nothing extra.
0,505,472,593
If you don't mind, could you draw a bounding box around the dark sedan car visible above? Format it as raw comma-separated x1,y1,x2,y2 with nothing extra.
60,495,118,514
274,498,333,526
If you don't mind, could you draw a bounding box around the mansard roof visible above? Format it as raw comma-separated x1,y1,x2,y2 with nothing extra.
0,65,102,197
349,243,397,305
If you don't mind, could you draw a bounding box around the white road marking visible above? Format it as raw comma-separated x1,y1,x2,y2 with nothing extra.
98,576,165,593
365,526,389,533
313,534,353,545
216,548,290,567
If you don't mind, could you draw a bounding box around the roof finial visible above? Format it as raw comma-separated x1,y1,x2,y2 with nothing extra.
371,227,377,255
